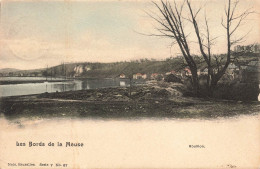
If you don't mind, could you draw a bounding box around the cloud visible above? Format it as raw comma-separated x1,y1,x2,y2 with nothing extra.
0,29,171,69
0,0,259,70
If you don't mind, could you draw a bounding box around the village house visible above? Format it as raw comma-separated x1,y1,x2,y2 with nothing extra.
197,69,201,76
119,74,126,79
142,74,147,79
234,44,260,53
133,73,147,79
150,73,159,80
150,73,163,80
200,68,208,75
226,63,239,79
175,71,182,77
165,70,176,75
185,68,192,76
181,68,192,77
133,73,142,79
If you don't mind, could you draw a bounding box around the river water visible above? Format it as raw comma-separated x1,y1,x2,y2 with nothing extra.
0,77,138,97
0,77,259,101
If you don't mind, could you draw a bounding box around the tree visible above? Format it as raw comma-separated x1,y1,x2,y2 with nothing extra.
149,0,254,96
148,0,200,94
212,0,254,91
187,0,254,94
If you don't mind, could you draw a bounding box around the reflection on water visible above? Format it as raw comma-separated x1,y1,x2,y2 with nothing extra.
0,78,143,97
0,77,63,81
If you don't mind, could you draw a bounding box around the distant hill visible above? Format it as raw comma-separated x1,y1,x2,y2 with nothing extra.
0,52,258,78
0,67,45,76
15,68,45,74
0,68,20,73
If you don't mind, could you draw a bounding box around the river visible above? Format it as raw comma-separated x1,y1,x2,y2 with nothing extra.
0,77,259,101
0,77,144,97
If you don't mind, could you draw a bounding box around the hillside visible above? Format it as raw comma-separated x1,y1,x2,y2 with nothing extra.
0,68,20,73
0,52,258,78
38,52,260,79
0,58,186,78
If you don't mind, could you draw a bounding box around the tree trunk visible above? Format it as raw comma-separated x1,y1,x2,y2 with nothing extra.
208,77,218,97
190,66,200,96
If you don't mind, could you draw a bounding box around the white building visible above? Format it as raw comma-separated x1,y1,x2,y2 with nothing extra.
119,74,126,78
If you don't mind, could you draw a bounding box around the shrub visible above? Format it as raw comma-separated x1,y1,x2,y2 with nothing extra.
164,74,182,83
155,74,164,81
213,82,259,101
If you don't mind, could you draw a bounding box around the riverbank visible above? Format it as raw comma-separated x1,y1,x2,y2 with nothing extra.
0,82,259,119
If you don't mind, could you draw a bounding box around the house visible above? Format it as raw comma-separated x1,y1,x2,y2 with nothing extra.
150,73,159,80
119,74,126,79
150,73,164,80
142,74,147,79
227,63,239,71
185,68,192,75
175,71,182,76
234,44,260,53
181,68,192,77
226,63,239,79
165,70,176,75
197,69,201,76
200,68,208,75
133,73,145,79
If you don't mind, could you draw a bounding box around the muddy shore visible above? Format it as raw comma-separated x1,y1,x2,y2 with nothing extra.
0,82,259,119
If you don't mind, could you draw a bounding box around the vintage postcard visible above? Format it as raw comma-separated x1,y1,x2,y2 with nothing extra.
0,0,259,168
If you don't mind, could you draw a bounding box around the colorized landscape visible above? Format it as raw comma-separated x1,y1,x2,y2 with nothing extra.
0,1,260,168
0,0,259,119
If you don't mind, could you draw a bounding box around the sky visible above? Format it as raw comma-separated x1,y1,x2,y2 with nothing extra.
0,0,259,70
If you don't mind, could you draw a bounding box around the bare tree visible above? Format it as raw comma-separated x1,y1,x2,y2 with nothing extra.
189,0,254,94
147,0,200,94
149,0,254,96
214,0,254,89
